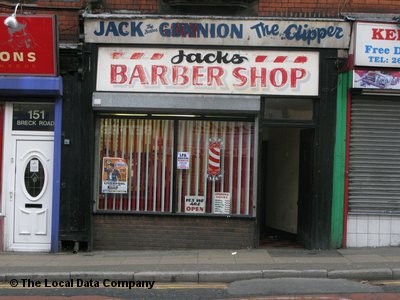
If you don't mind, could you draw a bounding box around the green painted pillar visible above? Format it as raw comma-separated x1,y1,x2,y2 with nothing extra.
330,71,352,248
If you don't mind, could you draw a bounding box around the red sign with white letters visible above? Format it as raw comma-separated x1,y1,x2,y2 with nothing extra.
0,15,57,76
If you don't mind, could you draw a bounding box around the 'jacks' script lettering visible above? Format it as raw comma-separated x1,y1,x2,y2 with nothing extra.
171,50,248,64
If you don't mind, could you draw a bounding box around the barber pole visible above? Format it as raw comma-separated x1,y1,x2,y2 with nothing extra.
208,138,223,180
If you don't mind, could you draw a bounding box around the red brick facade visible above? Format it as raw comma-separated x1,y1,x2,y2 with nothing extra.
258,0,400,17
93,215,256,250
1,1,399,43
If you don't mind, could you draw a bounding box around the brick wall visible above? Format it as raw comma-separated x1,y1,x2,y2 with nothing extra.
106,0,158,12
93,214,256,250
258,0,400,17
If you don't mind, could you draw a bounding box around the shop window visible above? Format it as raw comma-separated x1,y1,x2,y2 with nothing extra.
264,98,313,121
96,117,256,217
97,118,174,212
177,120,255,215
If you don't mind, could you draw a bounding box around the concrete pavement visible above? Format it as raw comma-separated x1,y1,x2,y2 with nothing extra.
1,247,400,283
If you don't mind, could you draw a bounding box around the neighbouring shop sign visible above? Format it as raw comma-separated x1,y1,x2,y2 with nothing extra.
84,17,350,49
354,22,400,68
96,47,319,96
353,69,400,90
0,15,57,76
12,103,55,131
184,196,206,213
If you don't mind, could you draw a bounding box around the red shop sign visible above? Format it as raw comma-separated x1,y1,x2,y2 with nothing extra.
0,15,57,76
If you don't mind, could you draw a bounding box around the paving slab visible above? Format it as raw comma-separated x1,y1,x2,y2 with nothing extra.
159,255,198,264
121,257,162,265
382,256,400,262
268,249,343,257
344,254,390,263
234,251,274,264
271,256,349,264
338,247,400,256
198,257,236,264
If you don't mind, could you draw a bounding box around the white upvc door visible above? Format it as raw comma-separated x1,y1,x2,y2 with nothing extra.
3,103,54,252
13,138,53,246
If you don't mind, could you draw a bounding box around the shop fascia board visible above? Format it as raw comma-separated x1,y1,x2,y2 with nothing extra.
0,76,63,97
92,92,260,114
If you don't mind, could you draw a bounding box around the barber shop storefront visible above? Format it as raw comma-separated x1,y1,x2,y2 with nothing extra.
83,15,350,249
0,14,62,252
345,21,400,247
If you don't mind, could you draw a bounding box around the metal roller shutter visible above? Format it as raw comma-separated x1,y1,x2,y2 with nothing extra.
348,98,400,215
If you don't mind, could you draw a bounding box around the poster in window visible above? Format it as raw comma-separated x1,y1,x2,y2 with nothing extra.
30,159,39,173
177,151,190,169
102,157,128,193
184,196,206,213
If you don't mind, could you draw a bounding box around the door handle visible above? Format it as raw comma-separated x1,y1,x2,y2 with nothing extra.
9,192,13,201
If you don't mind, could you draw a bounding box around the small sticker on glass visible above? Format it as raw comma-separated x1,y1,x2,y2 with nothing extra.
30,159,39,173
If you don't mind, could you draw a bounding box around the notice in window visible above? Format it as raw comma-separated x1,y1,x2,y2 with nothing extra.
213,192,231,214
177,152,190,170
102,157,128,193
184,196,205,213
30,159,39,173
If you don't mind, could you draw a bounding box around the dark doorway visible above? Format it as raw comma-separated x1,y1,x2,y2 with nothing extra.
259,140,268,243
297,128,315,249
259,127,315,249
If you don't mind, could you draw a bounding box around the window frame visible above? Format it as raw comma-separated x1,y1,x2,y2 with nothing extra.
262,97,317,128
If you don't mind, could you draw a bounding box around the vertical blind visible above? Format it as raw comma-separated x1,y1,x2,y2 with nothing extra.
97,118,255,216
177,120,255,215
98,119,174,212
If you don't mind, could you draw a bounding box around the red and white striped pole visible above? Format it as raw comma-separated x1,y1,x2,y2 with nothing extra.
207,138,222,180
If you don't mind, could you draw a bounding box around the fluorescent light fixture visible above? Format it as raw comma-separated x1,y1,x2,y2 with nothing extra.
151,114,199,117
